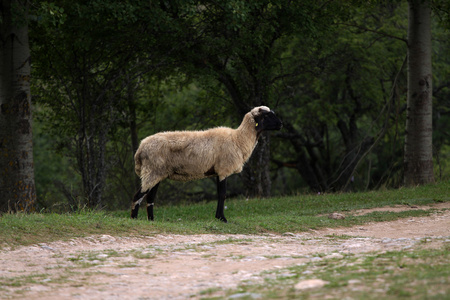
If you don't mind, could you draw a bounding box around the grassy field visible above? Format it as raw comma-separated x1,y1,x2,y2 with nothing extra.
1,181,448,248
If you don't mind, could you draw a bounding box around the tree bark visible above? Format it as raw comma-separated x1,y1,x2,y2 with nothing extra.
0,0,37,212
241,133,272,197
127,77,140,190
404,0,434,185
281,122,326,192
218,71,273,198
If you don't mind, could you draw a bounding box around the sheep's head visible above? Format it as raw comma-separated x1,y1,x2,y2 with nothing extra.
251,106,283,132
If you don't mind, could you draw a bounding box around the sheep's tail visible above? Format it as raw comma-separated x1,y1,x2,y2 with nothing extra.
135,157,157,192
134,151,142,177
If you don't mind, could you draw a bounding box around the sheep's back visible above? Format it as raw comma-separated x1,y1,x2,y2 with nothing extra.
136,128,235,182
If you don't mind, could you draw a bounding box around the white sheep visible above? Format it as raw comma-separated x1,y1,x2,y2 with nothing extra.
131,106,282,222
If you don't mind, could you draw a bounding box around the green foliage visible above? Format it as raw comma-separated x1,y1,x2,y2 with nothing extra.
432,0,450,27
32,107,81,210
34,2,66,26
274,2,412,191
30,0,188,207
29,0,450,208
432,21,450,182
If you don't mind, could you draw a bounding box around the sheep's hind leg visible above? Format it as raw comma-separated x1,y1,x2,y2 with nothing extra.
215,177,228,223
146,183,160,221
131,189,148,219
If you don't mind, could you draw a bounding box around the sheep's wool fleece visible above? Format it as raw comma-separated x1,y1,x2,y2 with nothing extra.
135,107,266,191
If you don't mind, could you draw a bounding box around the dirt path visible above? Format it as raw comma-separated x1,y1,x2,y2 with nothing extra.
1,203,449,299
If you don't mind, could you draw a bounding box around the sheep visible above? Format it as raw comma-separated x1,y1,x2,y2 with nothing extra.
130,106,282,223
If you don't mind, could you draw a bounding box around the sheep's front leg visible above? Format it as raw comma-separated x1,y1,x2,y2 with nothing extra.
131,188,147,219
215,177,228,223
146,183,160,221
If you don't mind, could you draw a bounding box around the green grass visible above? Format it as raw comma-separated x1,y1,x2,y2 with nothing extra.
219,244,450,300
0,181,448,248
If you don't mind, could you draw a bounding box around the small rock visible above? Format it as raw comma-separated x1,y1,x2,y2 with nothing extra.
310,256,323,262
38,244,57,252
326,253,344,259
228,292,262,299
99,235,116,242
345,243,363,248
348,279,361,285
294,279,329,290
279,273,296,278
201,245,214,250
328,213,345,220
282,232,296,237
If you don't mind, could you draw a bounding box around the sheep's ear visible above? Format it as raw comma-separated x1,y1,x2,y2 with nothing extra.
251,108,260,116
251,106,270,117
259,107,271,115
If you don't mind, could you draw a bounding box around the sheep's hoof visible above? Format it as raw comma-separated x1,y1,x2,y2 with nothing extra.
216,216,228,223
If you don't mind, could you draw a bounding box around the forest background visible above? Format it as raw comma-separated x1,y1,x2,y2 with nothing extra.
1,0,449,213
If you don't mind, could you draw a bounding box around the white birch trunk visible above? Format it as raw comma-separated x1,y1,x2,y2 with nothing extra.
0,0,37,212
404,0,435,185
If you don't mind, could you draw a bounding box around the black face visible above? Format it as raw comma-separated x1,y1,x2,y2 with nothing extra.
255,110,283,132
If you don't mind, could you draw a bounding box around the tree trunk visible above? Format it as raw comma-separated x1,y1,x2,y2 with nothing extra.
219,72,273,198
0,0,37,213
282,122,326,192
241,133,272,197
127,77,140,190
404,0,434,185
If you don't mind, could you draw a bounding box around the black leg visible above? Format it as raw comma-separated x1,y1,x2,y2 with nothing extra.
131,188,147,219
215,177,227,223
146,183,160,221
